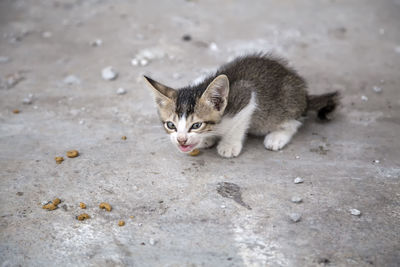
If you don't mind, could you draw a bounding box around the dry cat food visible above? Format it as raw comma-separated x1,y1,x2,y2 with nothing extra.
77,213,90,221
118,220,125,226
13,109,20,114
66,150,79,158
79,202,86,209
121,136,127,140
42,198,62,210
55,156,64,164
99,202,112,211
52,198,61,205
189,149,200,156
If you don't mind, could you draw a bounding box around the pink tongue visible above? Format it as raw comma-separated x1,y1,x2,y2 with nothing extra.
179,145,193,152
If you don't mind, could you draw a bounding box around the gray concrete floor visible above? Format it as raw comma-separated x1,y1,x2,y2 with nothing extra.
1,0,400,266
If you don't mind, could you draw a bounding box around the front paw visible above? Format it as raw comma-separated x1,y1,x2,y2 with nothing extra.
264,131,291,151
217,141,242,158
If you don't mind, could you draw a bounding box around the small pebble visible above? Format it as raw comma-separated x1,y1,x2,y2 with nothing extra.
79,202,86,209
118,220,125,227
373,159,380,163
291,196,303,203
91,39,103,47
0,56,10,63
289,213,302,222
5,73,24,88
220,205,226,209
131,58,139,66
294,177,304,184
149,238,156,245
79,120,85,125
101,66,118,80
116,88,126,95
361,95,368,101
372,86,382,93
42,31,52,38
209,42,219,51
13,109,20,114
22,96,33,104
349,208,361,216
139,58,149,66
295,155,300,159
63,75,81,85
182,34,192,41
121,136,127,140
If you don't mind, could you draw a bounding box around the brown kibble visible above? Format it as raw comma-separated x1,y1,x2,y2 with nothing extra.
55,156,64,164
79,202,86,209
121,136,127,140
118,220,125,226
77,213,90,221
66,150,79,158
52,198,61,205
42,203,57,210
189,149,200,156
129,216,134,219
13,109,20,114
99,202,112,211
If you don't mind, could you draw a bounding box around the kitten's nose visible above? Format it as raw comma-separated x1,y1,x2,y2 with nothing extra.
177,137,188,145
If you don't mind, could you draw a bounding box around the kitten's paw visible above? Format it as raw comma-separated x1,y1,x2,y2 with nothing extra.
264,131,291,151
217,141,242,158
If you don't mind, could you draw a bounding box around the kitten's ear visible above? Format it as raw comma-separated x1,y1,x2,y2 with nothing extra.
201,74,229,112
144,76,177,107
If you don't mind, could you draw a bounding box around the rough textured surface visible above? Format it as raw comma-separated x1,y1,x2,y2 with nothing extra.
1,0,400,266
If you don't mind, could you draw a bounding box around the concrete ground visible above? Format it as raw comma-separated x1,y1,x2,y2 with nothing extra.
1,0,399,266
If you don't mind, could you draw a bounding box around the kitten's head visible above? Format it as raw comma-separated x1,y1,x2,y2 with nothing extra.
144,75,229,153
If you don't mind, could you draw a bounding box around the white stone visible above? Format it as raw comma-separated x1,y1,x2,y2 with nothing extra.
101,66,118,80
42,31,52,38
373,159,380,163
289,213,302,222
209,42,219,51
63,75,81,85
139,58,149,66
291,196,303,203
372,86,382,93
149,238,157,245
116,88,126,95
22,94,33,104
294,177,304,184
349,208,361,216
91,39,102,46
361,95,368,101
131,58,139,66
295,155,300,159
79,120,85,125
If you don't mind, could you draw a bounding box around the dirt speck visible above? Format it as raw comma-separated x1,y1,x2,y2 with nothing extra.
216,182,251,210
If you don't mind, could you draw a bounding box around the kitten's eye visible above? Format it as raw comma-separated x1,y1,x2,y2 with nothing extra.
190,122,202,130
166,121,176,130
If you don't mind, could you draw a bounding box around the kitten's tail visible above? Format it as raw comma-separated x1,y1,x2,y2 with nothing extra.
307,91,340,120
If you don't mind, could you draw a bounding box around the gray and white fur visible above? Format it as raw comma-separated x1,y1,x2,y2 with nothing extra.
144,53,339,158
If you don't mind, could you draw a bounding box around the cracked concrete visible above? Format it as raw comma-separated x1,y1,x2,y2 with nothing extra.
1,0,399,266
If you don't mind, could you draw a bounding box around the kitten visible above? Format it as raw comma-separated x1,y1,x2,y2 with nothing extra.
144,54,339,158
